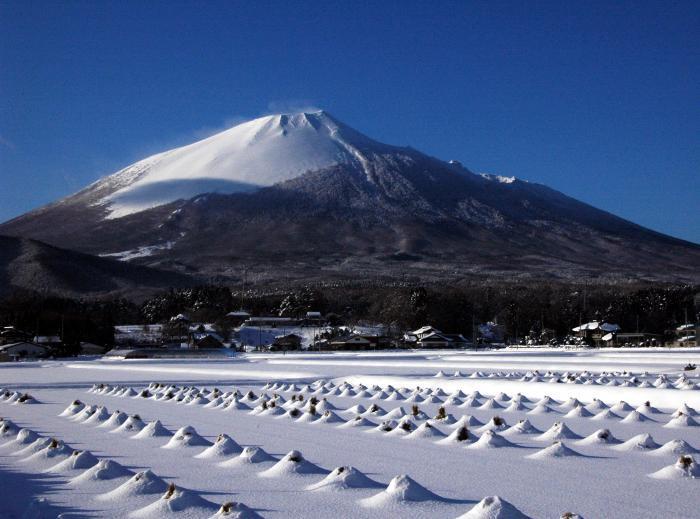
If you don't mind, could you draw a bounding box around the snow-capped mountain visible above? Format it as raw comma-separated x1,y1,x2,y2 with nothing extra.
2,110,699,284
96,112,383,219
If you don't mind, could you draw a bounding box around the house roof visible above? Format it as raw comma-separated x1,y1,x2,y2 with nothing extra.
33,336,61,343
677,323,696,331
572,321,620,333
412,325,441,335
442,334,470,342
274,333,302,340
330,335,371,344
418,332,451,342
0,342,49,352
227,311,251,317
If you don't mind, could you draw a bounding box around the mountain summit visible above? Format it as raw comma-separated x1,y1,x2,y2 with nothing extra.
2,111,698,285
97,111,389,218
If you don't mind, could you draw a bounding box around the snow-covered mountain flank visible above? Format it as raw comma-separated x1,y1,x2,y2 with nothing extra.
2,110,699,284
97,112,380,219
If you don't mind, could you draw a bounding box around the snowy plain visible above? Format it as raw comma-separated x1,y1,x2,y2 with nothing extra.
1,347,700,518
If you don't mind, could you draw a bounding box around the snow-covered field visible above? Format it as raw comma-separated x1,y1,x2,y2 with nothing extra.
2,348,700,518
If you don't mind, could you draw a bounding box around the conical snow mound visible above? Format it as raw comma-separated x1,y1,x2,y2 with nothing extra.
219,446,275,468
45,450,98,473
258,450,327,478
457,495,531,518
133,420,172,439
405,422,445,440
577,429,620,445
209,501,262,518
664,413,700,428
503,419,542,436
360,474,442,507
650,439,699,456
306,466,382,491
130,484,217,517
648,456,700,479
112,414,146,433
100,411,128,429
98,469,167,500
438,426,477,445
22,439,73,464
4,428,38,447
340,416,376,428
59,400,85,417
316,410,345,424
614,433,660,451
163,425,212,449
468,431,517,449
527,441,583,459
195,434,242,459
71,459,133,484
537,422,581,441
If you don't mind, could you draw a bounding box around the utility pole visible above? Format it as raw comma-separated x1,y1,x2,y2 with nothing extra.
471,313,476,348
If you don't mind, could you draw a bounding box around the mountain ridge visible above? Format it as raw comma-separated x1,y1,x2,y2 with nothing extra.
0,235,197,298
1,111,698,286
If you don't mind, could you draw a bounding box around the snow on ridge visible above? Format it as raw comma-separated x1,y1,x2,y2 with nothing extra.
480,173,520,184
99,242,174,262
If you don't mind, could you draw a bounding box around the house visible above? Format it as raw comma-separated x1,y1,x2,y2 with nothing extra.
326,334,392,351
105,347,235,360
0,326,32,345
613,333,661,347
80,342,107,355
404,326,442,342
478,322,506,344
415,332,471,349
225,310,251,327
572,321,621,346
0,342,50,361
33,335,62,347
301,311,325,326
671,323,697,347
328,335,372,351
194,334,225,349
114,324,164,347
270,333,302,351
243,316,300,328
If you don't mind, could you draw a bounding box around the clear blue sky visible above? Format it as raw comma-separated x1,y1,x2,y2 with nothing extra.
1,1,698,243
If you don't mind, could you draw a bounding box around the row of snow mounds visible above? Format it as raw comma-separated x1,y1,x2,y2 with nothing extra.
90,381,267,413
91,468,262,518
251,387,682,426
0,389,39,405
303,377,700,427
433,369,700,390
226,447,537,518
62,397,255,455
356,474,540,518
121,378,700,428
340,369,700,409
0,421,97,471
0,416,260,518
251,396,700,460
300,377,697,413
89,467,262,517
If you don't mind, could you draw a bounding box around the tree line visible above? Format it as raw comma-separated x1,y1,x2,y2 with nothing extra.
0,282,696,348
